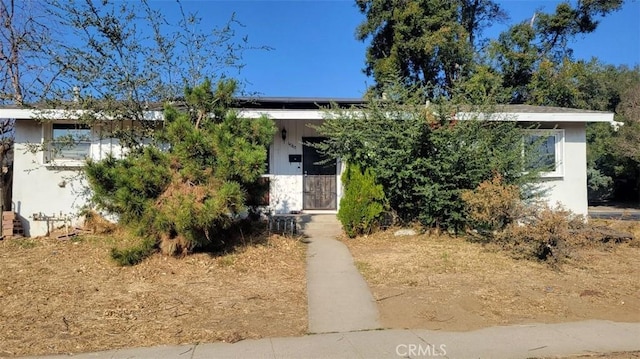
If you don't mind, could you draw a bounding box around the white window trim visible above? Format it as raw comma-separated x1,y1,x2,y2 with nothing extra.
42,122,94,168
524,129,564,178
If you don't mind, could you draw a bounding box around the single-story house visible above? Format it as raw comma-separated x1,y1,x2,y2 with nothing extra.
0,99,614,237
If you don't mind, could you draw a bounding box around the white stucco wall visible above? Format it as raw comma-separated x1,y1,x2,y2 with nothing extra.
8,114,594,236
262,119,590,216
13,120,124,236
12,116,342,236
536,122,589,216
266,118,342,214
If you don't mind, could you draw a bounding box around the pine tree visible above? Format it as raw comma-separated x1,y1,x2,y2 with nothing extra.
86,79,275,263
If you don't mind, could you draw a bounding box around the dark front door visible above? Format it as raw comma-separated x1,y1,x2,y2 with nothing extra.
302,137,337,210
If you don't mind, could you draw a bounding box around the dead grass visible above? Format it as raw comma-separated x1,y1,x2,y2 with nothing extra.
592,218,640,240
0,232,307,357
344,220,640,331
83,210,118,235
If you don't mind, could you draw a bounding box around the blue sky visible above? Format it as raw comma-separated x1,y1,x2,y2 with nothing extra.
174,0,640,98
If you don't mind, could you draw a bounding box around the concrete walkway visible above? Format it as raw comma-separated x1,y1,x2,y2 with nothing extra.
300,214,381,333
22,320,640,358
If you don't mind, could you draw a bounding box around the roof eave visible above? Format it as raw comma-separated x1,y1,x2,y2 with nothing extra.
457,111,614,123
2,107,615,123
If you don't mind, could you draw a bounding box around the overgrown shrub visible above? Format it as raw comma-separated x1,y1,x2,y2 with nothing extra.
86,79,275,264
462,177,588,265
495,204,585,264
587,166,613,203
315,81,539,231
338,164,386,238
463,175,636,265
461,174,522,232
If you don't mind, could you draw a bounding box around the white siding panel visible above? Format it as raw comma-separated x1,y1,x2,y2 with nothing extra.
11,116,589,236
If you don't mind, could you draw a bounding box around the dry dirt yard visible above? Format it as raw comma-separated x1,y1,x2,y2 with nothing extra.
344,220,640,332
0,233,307,357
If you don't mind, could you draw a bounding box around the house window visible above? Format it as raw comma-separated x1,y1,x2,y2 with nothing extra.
50,123,92,161
524,129,564,177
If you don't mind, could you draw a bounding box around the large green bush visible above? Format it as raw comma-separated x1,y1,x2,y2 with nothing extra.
85,79,275,261
337,164,386,238
315,82,539,232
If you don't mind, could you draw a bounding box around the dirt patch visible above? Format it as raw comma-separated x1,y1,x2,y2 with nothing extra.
0,233,307,357
344,220,640,331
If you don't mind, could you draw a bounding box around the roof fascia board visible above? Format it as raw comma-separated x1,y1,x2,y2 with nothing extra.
457,111,614,123
238,109,328,120
1,108,164,121
2,108,613,123
1,108,334,121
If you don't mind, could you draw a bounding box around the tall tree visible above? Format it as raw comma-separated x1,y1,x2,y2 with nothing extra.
0,0,58,211
613,77,640,201
353,0,632,207
0,0,58,105
40,0,265,147
355,0,506,94
0,0,265,208
488,0,624,103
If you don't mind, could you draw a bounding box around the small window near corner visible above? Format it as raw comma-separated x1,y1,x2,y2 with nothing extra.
524,129,564,178
51,123,92,161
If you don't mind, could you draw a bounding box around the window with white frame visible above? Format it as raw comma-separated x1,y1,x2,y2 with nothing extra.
524,129,564,177
47,123,92,163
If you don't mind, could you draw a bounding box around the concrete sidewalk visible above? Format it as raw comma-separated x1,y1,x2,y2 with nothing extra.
22,320,640,358
301,214,380,333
